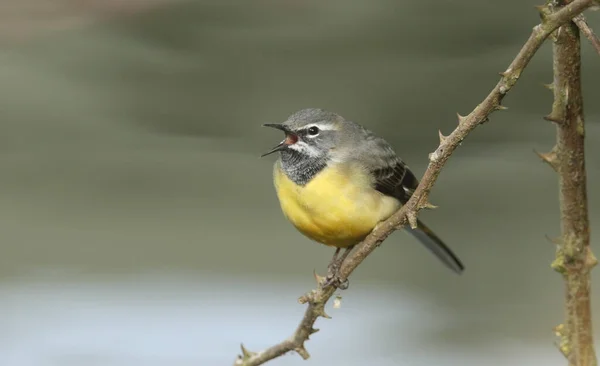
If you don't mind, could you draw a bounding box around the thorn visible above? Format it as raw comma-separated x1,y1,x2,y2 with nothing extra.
456,112,467,124
585,247,598,268
438,130,448,145
498,66,513,77
543,82,554,91
534,149,558,171
407,211,418,230
295,345,310,360
495,104,508,111
544,113,564,124
420,201,438,210
240,344,256,360
499,66,515,78
313,269,325,286
306,327,317,340
316,306,332,319
545,234,562,245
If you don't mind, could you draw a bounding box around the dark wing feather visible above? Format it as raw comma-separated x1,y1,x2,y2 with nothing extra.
372,161,419,204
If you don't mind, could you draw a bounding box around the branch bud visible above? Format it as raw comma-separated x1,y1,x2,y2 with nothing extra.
553,324,571,357
551,255,567,275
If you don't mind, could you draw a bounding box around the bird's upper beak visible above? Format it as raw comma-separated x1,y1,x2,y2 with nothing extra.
260,123,298,157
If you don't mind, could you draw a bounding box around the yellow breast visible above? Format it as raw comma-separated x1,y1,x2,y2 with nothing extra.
273,161,401,248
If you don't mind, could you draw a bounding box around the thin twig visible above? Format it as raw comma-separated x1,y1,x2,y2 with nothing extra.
234,0,598,365
545,3,598,365
573,14,600,57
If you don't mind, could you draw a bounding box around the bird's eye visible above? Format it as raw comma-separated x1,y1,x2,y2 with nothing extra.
307,126,320,136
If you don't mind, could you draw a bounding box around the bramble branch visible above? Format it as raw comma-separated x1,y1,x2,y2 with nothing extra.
573,14,600,57
543,2,597,365
234,0,598,364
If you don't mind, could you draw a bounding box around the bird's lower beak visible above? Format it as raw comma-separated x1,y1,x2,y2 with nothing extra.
260,141,286,157
261,123,297,157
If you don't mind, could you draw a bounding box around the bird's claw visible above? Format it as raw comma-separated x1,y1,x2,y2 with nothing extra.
322,271,350,290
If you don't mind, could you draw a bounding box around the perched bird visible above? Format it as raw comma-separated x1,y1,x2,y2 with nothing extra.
261,108,464,283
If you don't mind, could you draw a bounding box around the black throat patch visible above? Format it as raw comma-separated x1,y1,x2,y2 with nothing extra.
280,149,327,186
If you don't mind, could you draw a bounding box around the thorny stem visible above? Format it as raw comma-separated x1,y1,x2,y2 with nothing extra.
234,0,598,364
545,2,597,365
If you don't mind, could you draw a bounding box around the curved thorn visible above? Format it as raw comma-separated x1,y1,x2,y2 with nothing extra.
438,130,448,144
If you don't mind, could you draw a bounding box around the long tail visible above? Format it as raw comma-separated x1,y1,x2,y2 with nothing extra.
405,218,464,274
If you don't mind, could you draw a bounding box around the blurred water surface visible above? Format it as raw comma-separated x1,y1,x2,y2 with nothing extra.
1,0,600,365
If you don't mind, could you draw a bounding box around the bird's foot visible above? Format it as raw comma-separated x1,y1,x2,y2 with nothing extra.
323,274,350,290
322,246,355,290
324,260,347,289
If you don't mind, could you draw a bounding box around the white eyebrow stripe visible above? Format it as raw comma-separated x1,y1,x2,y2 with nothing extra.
305,123,337,131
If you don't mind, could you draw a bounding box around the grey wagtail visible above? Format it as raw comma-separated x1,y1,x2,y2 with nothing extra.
261,108,464,283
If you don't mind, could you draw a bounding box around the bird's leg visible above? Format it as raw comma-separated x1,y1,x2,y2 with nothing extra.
326,247,342,275
337,245,354,265
324,246,355,290
325,248,342,287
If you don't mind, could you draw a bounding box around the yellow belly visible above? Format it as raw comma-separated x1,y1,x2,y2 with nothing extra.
273,161,401,248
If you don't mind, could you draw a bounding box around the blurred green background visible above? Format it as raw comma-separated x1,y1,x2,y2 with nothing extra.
1,1,600,365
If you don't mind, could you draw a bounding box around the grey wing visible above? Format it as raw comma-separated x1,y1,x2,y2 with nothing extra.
359,132,465,274
356,131,418,204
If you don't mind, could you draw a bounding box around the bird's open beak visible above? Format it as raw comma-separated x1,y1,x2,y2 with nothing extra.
260,123,298,157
